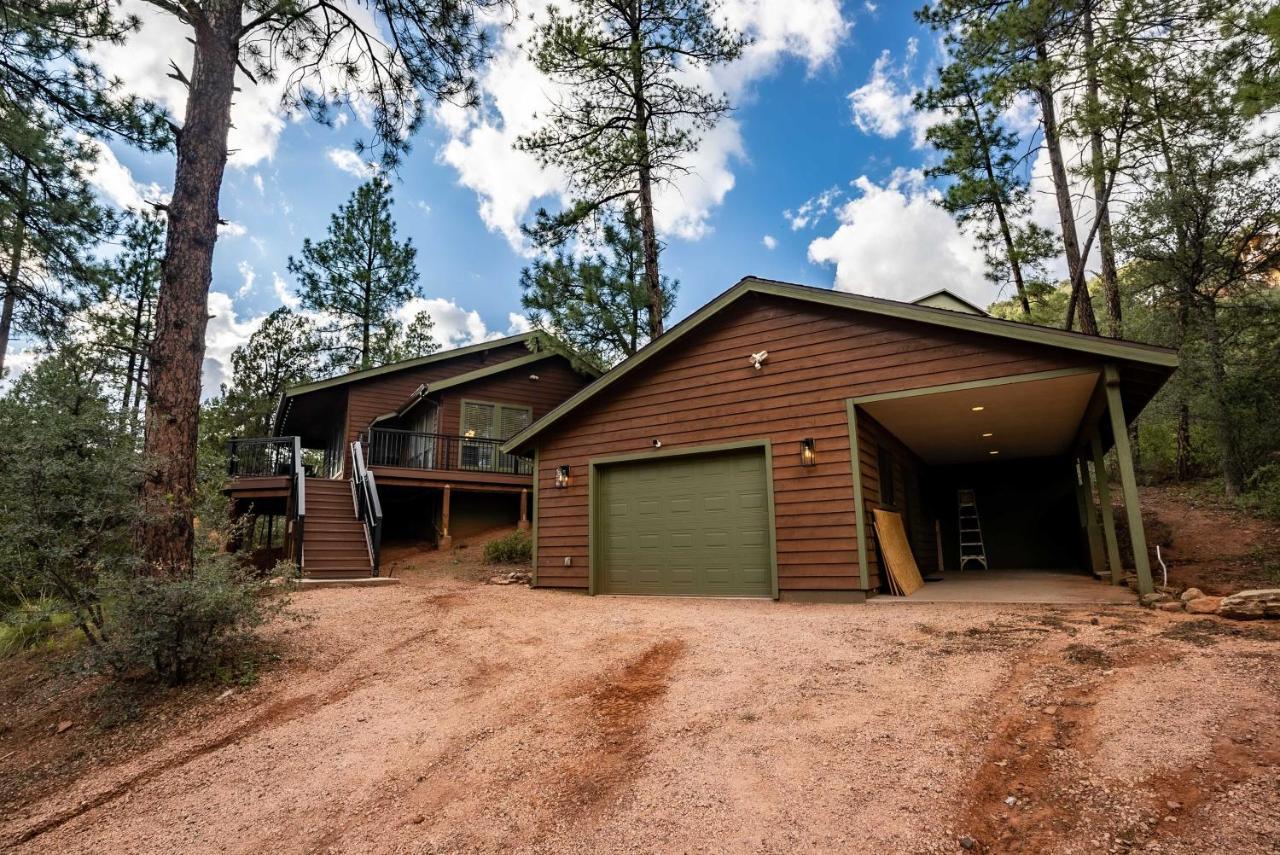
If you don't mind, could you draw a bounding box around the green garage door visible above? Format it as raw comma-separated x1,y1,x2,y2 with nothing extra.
597,448,773,597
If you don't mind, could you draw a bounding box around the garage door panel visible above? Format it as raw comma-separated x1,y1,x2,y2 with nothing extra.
597,448,773,597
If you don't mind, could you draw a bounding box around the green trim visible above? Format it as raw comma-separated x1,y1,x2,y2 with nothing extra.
1079,453,1106,574
845,400,870,590
586,438,779,599
1104,365,1154,596
398,353,558,418
849,366,1098,405
503,277,1178,454
531,448,539,587
911,289,989,316
1091,432,1124,585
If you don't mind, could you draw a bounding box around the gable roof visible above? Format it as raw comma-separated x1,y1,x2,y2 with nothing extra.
911,289,988,316
378,350,569,421
282,331,538,399
502,276,1178,454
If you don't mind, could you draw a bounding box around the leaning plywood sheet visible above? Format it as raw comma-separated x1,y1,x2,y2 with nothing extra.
872,509,925,596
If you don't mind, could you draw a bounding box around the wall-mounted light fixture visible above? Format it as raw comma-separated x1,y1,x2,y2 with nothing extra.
555,465,571,488
800,437,817,467
971,405,985,412
652,439,662,448
529,373,540,381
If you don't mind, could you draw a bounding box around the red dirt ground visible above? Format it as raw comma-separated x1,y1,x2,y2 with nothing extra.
0,498,1277,854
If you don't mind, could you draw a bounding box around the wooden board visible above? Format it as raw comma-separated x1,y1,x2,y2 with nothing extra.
872,509,925,596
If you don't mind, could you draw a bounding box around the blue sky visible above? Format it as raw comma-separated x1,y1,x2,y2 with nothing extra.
81,0,1042,392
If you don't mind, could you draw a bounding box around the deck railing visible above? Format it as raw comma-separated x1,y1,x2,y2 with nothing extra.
364,428,532,476
350,440,383,576
227,436,296,477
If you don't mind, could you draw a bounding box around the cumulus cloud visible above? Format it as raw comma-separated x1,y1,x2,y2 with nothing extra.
83,139,167,211
848,39,939,148
806,169,988,304
761,234,777,250
273,273,301,310
204,291,268,394
327,148,380,179
439,0,851,252
506,312,533,335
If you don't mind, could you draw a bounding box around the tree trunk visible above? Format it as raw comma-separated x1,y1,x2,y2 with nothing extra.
1083,3,1122,337
137,2,242,574
967,94,1030,318
1202,299,1242,497
1035,39,1098,336
1175,398,1191,480
0,164,30,378
629,15,664,340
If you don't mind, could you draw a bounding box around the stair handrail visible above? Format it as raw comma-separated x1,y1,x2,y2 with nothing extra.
350,440,383,576
292,435,305,576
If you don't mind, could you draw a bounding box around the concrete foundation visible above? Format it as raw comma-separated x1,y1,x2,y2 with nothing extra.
868,569,1136,605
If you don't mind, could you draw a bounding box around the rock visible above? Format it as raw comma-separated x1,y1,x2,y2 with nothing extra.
1042,706,1058,716
412,814,425,825
1217,589,1280,620
959,835,976,850
1004,795,1018,806
55,720,72,734
1186,596,1222,615
1140,592,1174,607
1157,601,1185,612
1180,587,1205,602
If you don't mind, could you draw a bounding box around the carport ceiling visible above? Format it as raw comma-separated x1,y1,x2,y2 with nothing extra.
859,370,1100,465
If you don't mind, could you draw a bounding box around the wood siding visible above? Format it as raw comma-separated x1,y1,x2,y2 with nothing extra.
857,412,936,591
342,342,535,449
435,357,589,437
532,293,1096,592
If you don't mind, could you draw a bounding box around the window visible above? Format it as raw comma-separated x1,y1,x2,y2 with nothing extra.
460,401,532,473
877,446,896,506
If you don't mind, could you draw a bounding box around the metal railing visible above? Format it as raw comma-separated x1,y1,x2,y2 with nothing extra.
291,436,305,575
364,428,532,476
227,436,296,477
350,440,383,576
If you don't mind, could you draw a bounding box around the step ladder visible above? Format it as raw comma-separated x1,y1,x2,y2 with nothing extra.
957,489,988,571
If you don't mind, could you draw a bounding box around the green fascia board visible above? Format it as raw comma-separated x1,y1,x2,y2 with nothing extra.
503,276,1179,454
394,352,558,418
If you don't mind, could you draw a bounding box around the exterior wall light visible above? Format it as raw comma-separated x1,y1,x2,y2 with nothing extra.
800,438,817,467
555,465,571,488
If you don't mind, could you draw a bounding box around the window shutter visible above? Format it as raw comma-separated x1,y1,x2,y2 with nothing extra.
498,405,531,440
462,402,495,438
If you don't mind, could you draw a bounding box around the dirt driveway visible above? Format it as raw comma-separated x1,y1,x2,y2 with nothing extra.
3,561,1278,854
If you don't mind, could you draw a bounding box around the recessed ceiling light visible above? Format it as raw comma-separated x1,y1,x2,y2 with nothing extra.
982,432,994,438
971,405,985,412
989,450,1000,455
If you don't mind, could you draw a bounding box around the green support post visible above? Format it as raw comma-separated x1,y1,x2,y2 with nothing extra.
1091,432,1124,585
1078,453,1106,576
1104,366,1153,596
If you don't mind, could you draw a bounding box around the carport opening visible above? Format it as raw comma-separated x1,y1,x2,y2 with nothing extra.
854,369,1125,603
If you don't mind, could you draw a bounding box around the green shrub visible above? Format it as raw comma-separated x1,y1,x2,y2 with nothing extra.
0,595,64,656
483,529,532,565
1244,463,1280,521
93,555,292,685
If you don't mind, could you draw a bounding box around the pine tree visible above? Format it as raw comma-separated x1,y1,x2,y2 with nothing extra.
517,0,744,339
288,177,421,373
374,311,443,365
521,204,675,366
128,0,499,574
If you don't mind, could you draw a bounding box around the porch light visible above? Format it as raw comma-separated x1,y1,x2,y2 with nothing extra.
981,432,993,438
800,437,817,467
555,465,571,488
971,405,985,412
989,450,1000,456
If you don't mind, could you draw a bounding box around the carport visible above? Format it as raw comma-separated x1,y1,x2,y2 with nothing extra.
847,364,1167,601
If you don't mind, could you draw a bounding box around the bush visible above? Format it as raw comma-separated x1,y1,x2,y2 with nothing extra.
94,555,292,685
483,529,532,565
0,595,65,656
1244,463,1280,521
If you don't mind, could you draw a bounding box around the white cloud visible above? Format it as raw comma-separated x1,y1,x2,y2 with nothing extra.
218,221,247,238
785,185,844,230
272,273,301,310
326,148,379,179
506,312,533,335
806,169,988,304
439,0,851,252
848,40,939,148
414,200,432,216
204,291,268,394
762,234,777,250
236,261,256,298
252,173,265,195
83,139,167,211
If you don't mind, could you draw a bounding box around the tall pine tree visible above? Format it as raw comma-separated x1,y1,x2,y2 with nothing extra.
288,177,421,373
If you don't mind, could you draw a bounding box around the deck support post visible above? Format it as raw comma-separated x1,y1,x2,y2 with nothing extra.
1078,453,1106,576
1091,432,1124,585
1104,365,1153,596
518,488,530,531
440,484,453,550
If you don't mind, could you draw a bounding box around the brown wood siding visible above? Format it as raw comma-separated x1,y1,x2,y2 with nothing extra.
532,293,1097,592
858,412,937,591
341,342,534,449
435,357,589,437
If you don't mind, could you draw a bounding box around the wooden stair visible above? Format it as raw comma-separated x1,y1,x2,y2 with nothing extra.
302,478,372,579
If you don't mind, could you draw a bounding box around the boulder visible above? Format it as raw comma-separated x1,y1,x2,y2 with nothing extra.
1140,592,1174,607
1185,596,1222,615
1180,587,1205,602
1217,589,1280,621
1157,601,1185,612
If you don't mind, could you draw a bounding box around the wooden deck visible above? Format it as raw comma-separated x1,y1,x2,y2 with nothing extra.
223,475,291,499
369,465,530,492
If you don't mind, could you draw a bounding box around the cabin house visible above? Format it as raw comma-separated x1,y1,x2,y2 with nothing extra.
224,333,598,578
503,277,1178,602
